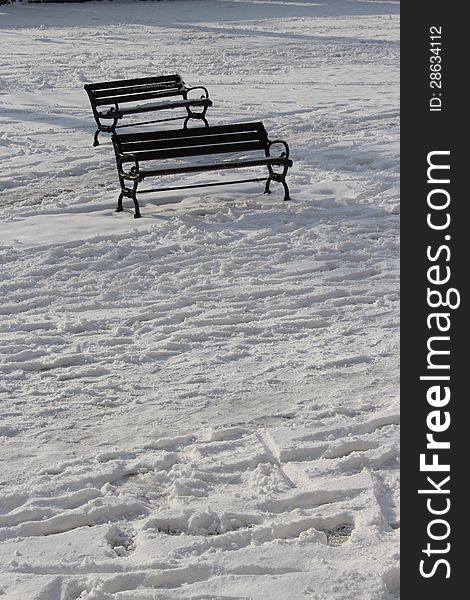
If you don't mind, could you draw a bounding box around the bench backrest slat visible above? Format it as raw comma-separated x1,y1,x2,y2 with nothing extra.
121,141,267,162
117,122,265,144
86,74,181,92
94,89,183,106
120,131,264,154
93,82,184,100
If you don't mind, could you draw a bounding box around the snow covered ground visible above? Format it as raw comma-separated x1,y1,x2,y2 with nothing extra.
0,1,400,598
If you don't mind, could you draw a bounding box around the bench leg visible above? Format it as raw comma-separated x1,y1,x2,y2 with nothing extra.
183,99,210,129
281,161,291,201
93,129,101,147
282,179,291,202
132,199,141,219
93,112,119,147
183,115,209,129
264,164,291,201
131,182,141,219
264,164,274,195
116,182,141,218
116,192,124,212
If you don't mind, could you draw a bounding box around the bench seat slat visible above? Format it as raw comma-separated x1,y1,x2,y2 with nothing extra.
140,157,291,177
93,82,184,99
98,98,211,119
125,141,266,161
120,131,263,153
115,98,210,117
117,122,265,143
86,74,181,91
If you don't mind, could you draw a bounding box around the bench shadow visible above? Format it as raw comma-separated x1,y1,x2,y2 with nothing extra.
0,106,93,133
1,0,400,31
125,135,398,225
159,21,399,48
128,196,397,240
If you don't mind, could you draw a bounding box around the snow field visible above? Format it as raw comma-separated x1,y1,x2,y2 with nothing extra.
0,2,399,598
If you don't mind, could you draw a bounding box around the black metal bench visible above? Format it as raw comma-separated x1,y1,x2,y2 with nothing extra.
112,121,293,218
84,74,212,147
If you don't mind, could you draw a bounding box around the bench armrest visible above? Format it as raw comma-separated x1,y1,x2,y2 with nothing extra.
101,102,123,119
266,139,290,160
186,85,210,100
117,153,140,180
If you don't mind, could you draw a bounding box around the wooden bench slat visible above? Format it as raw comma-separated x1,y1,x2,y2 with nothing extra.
93,82,184,99
98,98,210,119
125,141,266,162
86,74,181,91
94,89,184,106
120,131,263,153
114,98,211,117
117,122,265,143
141,157,290,177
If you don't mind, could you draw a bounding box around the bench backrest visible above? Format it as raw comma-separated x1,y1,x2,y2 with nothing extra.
85,74,186,108
113,122,269,162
